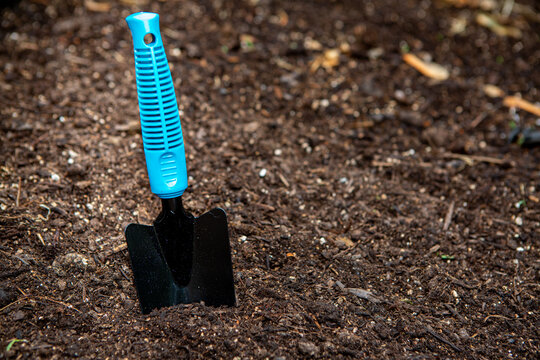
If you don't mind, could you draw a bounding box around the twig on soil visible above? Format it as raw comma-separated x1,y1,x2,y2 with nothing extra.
469,113,488,129
444,303,467,324
447,275,478,290
104,243,127,257
36,233,46,246
0,295,80,313
424,325,463,352
16,177,21,207
402,53,449,81
253,203,276,212
252,235,271,244
483,314,513,322
119,266,131,282
476,13,522,38
503,96,540,117
501,0,515,18
0,250,29,266
309,313,322,330
278,172,290,188
38,204,51,221
347,288,381,303
443,201,455,231
443,152,510,166
265,254,271,270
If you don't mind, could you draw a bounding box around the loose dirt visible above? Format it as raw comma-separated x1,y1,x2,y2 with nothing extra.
1,0,539,358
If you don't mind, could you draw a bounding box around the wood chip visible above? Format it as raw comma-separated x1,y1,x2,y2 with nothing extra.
278,172,290,188
503,96,540,117
482,84,505,98
476,13,522,38
310,49,340,72
402,53,449,81
84,0,111,12
443,200,455,231
443,0,496,10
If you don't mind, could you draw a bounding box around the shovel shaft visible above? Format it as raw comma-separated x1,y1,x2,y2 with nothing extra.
126,12,188,198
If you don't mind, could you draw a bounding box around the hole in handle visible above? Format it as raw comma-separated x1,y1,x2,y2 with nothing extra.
144,33,156,46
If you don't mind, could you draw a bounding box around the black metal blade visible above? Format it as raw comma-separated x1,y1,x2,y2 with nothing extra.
125,224,187,314
190,208,236,307
124,207,235,314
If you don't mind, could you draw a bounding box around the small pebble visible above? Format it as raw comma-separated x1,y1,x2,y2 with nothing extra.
319,237,327,245
57,279,67,291
298,340,319,356
12,310,25,321
259,168,267,178
274,149,282,156
515,217,523,226
367,47,384,59
458,328,470,339
51,173,60,181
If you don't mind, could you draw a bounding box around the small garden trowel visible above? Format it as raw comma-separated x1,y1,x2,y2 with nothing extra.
124,12,235,314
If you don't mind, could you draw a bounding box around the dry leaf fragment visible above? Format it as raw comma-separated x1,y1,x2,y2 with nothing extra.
84,0,111,12
476,13,522,38
347,288,381,303
335,236,354,248
503,96,540,117
483,84,505,98
402,53,449,81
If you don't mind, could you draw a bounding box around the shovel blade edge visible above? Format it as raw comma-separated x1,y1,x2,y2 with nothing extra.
124,207,235,314
191,207,236,307
125,224,186,314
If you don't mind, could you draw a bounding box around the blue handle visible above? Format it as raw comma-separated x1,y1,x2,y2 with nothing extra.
126,12,188,199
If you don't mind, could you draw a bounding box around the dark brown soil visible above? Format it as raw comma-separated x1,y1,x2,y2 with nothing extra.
1,0,539,358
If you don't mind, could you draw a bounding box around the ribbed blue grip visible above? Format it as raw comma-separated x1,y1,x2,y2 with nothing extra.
126,12,188,199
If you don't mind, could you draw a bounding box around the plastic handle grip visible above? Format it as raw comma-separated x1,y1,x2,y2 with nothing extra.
126,12,188,199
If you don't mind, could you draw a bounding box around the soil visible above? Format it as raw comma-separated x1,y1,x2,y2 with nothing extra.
1,0,539,359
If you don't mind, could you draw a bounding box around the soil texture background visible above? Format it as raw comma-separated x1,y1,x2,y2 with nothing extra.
1,0,539,358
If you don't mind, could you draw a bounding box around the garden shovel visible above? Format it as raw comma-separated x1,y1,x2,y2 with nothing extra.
124,12,235,314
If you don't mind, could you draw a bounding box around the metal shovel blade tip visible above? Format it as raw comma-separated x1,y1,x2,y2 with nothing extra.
125,208,236,314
